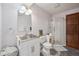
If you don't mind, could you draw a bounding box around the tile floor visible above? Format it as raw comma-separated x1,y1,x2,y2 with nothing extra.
41,47,79,56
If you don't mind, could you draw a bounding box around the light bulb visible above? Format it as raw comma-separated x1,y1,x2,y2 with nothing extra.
28,9,32,14
25,12,30,15
21,6,26,11
19,6,27,14
19,10,25,13
25,9,32,15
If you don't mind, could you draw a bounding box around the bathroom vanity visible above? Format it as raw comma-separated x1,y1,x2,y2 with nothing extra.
16,34,41,56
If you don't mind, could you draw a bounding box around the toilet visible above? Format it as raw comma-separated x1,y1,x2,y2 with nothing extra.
0,46,18,56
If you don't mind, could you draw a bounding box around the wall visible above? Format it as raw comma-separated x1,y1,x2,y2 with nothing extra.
1,3,51,48
52,8,79,46
0,4,2,50
51,17,66,46
31,5,51,36
17,14,31,33
2,4,17,48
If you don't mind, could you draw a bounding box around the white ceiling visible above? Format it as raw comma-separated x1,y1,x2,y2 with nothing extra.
20,3,79,15
36,3,79,15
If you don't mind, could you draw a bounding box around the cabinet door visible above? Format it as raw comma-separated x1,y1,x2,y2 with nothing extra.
66,13,79,50
18,38,40,56
28,39,40,56
19,42,29,56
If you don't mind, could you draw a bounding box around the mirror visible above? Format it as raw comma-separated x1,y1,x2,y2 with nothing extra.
17,13,32,34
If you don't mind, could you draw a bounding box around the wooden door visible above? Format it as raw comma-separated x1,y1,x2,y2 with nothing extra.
66,13,79,50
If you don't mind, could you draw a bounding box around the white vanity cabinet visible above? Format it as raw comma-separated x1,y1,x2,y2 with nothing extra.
17,38,40,56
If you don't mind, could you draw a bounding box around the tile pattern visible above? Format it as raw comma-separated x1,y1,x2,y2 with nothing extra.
60,47,79,56
40,47,79,56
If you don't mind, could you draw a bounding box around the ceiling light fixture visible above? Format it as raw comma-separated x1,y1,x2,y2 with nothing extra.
17,5,32,15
